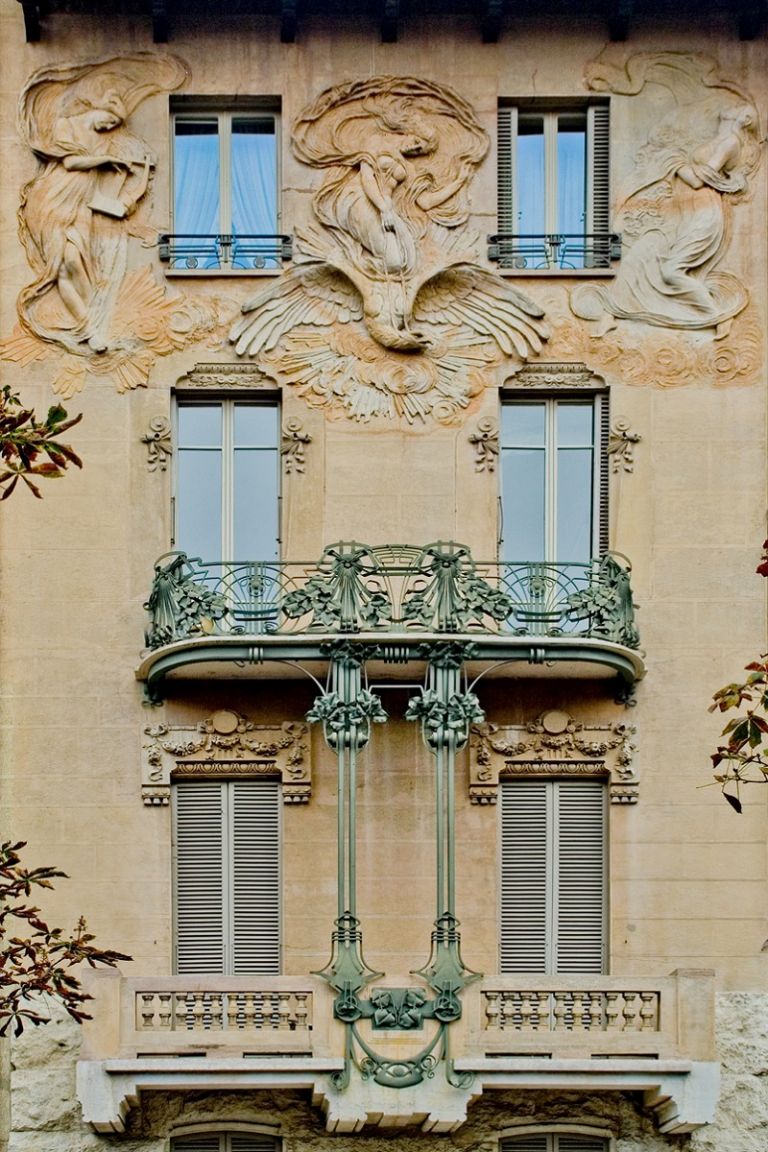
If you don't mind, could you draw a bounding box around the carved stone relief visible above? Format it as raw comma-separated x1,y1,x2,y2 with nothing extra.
571,54,762,339
1,54,228,396
141,417,172,472
468,418,498,472
229,76,550,424
142,709,311,805
281,418,312,474
176,362,276,390
469,709,638,804
543,306,762,390
504,361,607,391
607,418,642,473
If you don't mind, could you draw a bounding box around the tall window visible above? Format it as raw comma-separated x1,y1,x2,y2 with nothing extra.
171,105,279,268
499,396,607,564
501,1134,609,1152
175,400,280,562
500,778,607,974
174,779,281,975
497,103,610,268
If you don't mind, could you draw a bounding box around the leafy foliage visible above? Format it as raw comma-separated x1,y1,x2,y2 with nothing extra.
0,384,82,499
0,840,130,1037
708,541,768,812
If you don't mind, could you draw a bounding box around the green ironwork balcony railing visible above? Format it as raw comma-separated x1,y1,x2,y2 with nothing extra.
143,541,640,652
158,232,293,270
487,232,622,270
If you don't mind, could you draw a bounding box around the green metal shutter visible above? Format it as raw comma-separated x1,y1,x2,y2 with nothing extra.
172,1136,280,1152
500,1135,549,1152
559,1136,609,1152
175,782,226,974
500,779,606,974
230,1136,281,1152
231,779,281,974
501,1136,608,1152
172,1135,222,1152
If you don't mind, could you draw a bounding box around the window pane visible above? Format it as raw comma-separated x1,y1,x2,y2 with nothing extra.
174,119,221,235
557,448,593,562
557,402,593,447
231,116,277,237
178,404,222,448
502,449,546,562
177,449,222,560
557,114,586,238
233,450,279,559
501,402,546,447
516,116,545,235
234,403,279,448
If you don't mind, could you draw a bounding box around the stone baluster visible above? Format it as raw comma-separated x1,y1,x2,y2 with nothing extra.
210,992,223,1029
553,991,567,1031
484,991,499,1030
572,991,585,1030
589,991,603,1030
278,992,292,1029
519,991,532,1030
139,992,155,1029
605,991,620,1030
640,991,658,1030
295,992,310,1030
535,991,549,1031
622,991,638,1031
500,991,516,1031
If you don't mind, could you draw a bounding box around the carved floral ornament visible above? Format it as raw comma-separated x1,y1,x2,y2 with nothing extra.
229,76,550,425
1,52,229,398
141,709,311,806
469,709,639,805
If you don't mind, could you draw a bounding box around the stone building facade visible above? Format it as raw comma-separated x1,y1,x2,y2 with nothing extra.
1,2,766,1151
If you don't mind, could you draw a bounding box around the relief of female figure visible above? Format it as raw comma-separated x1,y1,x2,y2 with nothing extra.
572,104,759,337
18,86,153,354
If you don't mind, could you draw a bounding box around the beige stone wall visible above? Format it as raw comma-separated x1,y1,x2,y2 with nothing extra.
1,1,767,1148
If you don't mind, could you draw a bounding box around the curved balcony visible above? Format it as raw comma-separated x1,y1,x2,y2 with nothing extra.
137,541,645,701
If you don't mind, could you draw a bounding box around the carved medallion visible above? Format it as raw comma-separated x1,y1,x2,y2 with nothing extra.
229,76,550,424
142,710,311,805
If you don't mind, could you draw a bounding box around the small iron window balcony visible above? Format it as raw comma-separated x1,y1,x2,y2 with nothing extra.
488,232,621,271
158,232,293,270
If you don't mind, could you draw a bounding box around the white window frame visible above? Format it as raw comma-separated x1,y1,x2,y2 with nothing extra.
169,100,281,271
499,393,609,563
497,101,611,270
172,778,282,976
172,395,281,562
499,777,608,975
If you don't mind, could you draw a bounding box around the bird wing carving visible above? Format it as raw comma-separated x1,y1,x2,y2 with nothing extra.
413,263,550,359
229,263,364,358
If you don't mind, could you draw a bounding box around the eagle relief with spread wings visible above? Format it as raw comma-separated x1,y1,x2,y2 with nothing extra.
229,77,549,423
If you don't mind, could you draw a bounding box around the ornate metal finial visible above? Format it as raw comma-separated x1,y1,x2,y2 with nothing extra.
608,418,642,473
141,416,173,472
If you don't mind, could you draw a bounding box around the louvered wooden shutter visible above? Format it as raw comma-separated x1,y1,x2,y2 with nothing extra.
500,780,606,974
554,780,606,973
587,103,611,267
231,779,281,974
174,780,280,975
501,780,550,972
501,1134,608,1152
175,782,226,973
497,105,516,233
172,1136,280,1152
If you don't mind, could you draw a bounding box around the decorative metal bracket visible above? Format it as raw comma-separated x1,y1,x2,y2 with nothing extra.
141,709,311,805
